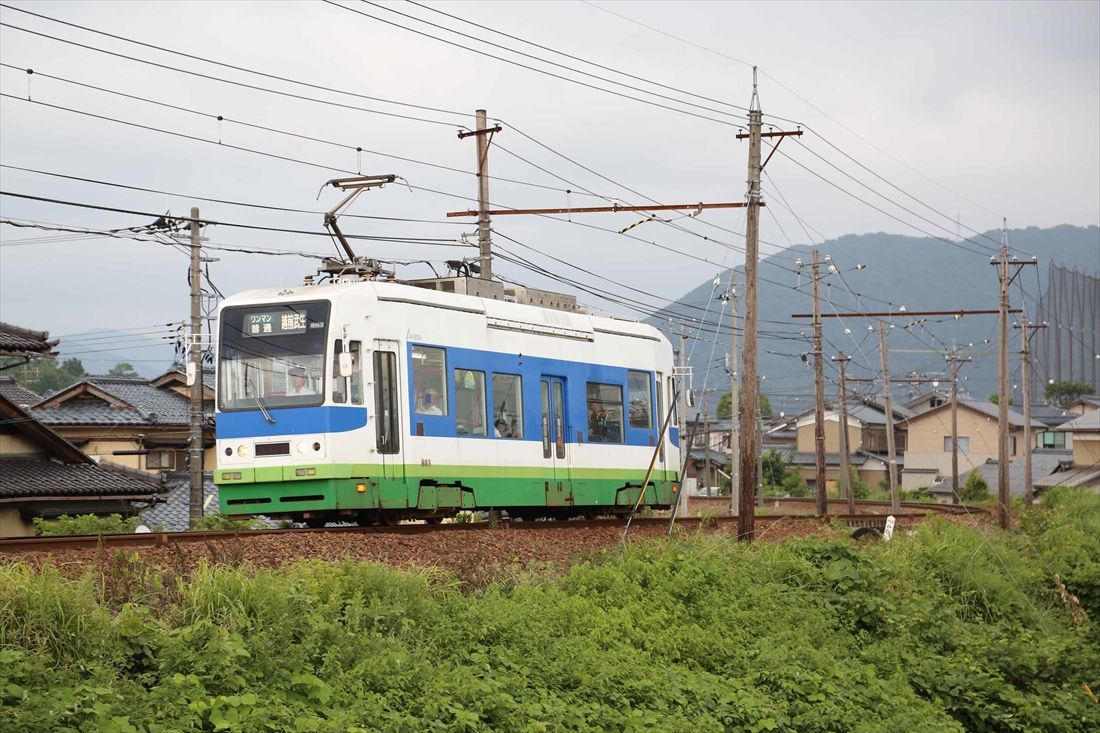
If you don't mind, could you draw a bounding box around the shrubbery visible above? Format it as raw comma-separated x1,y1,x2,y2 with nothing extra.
3,492,1099,732
32,513,140,536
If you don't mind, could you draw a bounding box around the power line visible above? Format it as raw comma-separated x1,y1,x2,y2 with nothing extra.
322,0,746,127
0,3,470,121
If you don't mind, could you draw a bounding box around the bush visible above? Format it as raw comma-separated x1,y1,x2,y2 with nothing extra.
780,472,810,497
191,515,263,531
959,471,990,503
33,513,139,536
850,469,871,499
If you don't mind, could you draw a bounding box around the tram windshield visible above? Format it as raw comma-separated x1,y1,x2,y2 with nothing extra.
218,301,330,411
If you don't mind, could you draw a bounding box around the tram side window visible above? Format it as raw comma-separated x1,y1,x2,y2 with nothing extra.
454,369,487,436
628,370,653,429
412,346,448,415
331,340,347,404
348,341,363,405
492,373,523,438
587,382,624,443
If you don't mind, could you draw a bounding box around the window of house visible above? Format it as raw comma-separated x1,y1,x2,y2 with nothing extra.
146,450,176,470
1011,436,1018,455
491,373,523,438
454,369,487,436
587,382,624,443
412,346,447,415
944,435,971,453
1042,431,1066,449
627,370,653,429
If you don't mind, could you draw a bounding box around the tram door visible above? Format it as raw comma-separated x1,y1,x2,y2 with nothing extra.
372,340,404,482
540,376,572,506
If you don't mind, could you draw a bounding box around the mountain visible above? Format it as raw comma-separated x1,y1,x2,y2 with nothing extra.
57,329,180,379
649,225,1100,418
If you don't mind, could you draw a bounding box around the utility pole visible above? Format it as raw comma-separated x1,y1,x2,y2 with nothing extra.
1015,316,1046,505
946,348,971,504
811,251,827,515
878,322,900,513
188,207,204,525
677,326,689,517
735,68,803,541
456,110,501,280
702,392,712,495
832,353,854,514
728,279,740,517
991,223,1037,529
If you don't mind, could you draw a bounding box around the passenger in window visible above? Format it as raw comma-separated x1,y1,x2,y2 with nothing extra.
288,366,316,396
418,388,443,415
494,419,510,438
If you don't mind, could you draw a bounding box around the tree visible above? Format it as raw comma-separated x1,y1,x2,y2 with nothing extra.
987,394,1014,406
716,393,773,420
1,356,85,395
760,449,788,489
1045,381,1094,408
108,362,139,377
960,471,991,503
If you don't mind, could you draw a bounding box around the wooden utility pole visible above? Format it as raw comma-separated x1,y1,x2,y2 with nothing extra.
735,68,803,541
946,349,971,504
728,278,740,517
677,326,689,517
832,353,854,514
456,109,501,280
188,207,204,525
878,322,900,513
1015,316,1046,505
811,251,827,515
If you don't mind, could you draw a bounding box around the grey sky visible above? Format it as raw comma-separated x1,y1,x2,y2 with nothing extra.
1,0,1097,352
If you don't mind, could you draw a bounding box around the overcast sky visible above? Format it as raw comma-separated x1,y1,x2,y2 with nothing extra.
1,0,1097,357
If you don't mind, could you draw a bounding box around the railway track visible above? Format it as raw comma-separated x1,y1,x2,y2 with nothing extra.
0,500,984,554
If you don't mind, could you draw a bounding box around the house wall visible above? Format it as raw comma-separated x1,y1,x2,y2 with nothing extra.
0,431,41,456
904,407,1026,476
0,507,33,538
796,418,861,455
49,426,217,473
1074,434,1100,467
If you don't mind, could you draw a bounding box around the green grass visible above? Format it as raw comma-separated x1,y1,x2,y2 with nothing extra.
2,489,1098,732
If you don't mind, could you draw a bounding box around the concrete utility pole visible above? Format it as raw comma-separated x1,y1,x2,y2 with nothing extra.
728,278,740,517
878,322,900,513
946,349,971,504
811,251,827,515
734,68,802,540
832,353,854,514
188,207,204,525
1015,316,1046,505
996,232,1010,529
678,326,689,517
456,110,502,280
991,223,1037,529
702,392,712,495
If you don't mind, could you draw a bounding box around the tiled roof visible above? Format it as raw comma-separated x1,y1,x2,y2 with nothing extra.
136,475,219,532
1028,403,1077,428
0,322,58,356
32,376,193,427
790,452,871,467
951,452,1072,498
0,377,40,409
905,398,1042,429
0,457,161,499
1033,466,1100,490
1058,410,1100,432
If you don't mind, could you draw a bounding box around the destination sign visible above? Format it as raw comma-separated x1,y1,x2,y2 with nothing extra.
243,310,311,337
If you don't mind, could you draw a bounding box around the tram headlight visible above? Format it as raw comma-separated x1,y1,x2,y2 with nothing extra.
236,444,250,458
296,441,309,455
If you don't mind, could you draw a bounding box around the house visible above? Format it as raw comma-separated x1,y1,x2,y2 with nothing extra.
788,400,909,491
1034,410,1100,492
1030,403,1078,451
1064,395,1100,416
904,389,952,416
943,450,1073,503
901,397,1043,491
682,449,728,496
30,375,216,474
0,392,162,538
